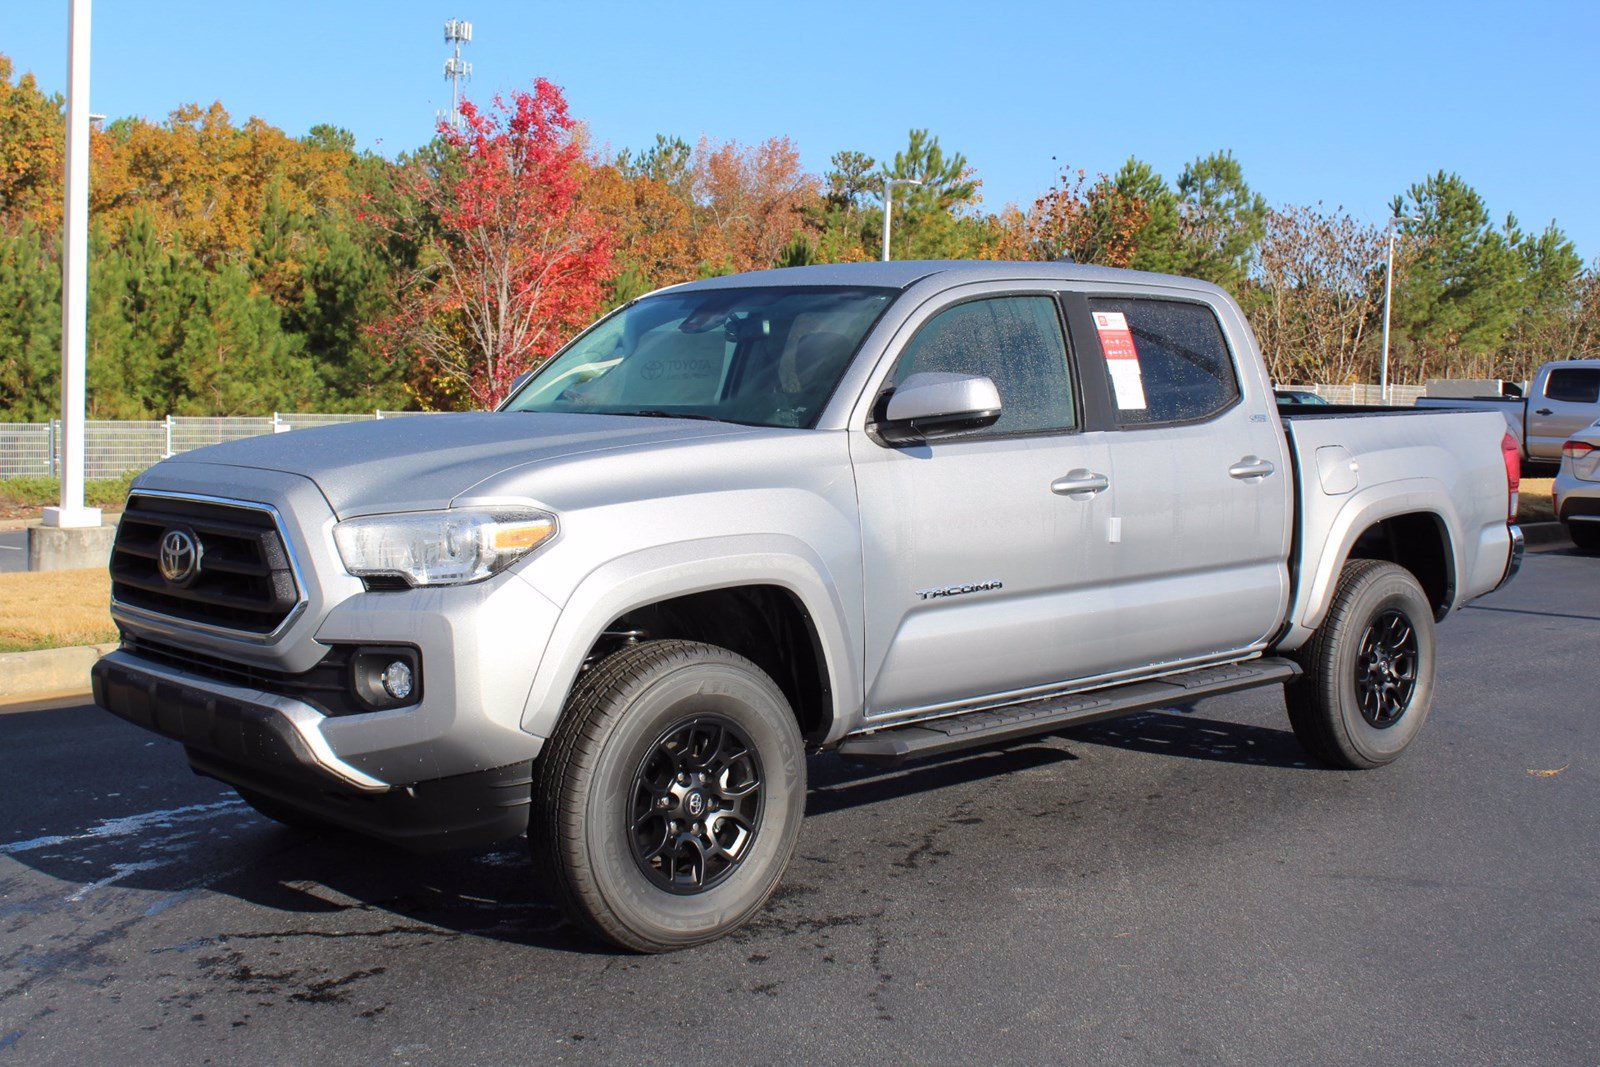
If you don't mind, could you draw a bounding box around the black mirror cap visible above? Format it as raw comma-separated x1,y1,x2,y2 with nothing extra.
873,407,1002,446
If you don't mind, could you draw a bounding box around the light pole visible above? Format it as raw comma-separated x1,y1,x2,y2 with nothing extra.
43,0,99,530
880,178,921,262
1380,215,1420,404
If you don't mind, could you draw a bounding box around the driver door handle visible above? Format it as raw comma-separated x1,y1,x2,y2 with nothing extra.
1535,408,1553,416
1229,456,1276,480
1052,470,1110,497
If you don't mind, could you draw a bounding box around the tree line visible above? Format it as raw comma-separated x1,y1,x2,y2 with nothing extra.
1,54,1596,419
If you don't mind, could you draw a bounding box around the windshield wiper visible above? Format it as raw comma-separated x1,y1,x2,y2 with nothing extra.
626,410,725,422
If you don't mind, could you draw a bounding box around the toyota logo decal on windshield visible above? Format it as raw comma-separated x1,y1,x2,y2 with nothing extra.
157,527,203,587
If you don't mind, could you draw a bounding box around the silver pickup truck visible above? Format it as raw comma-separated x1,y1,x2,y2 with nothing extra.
93,261,1522,951
1416,359,1600,469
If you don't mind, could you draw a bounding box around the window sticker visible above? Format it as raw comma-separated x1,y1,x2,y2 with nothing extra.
1093,310,1146,410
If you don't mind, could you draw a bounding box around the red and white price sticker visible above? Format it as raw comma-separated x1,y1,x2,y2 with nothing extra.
1092,310,1146,410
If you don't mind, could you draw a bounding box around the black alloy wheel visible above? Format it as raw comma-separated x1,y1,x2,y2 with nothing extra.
1354,609,1419,728
629,717,764,893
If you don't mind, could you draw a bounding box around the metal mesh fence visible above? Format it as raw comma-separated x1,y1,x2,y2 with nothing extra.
0,411,447,480
166,416,277,454
1294,383,1427,406
85,421,166,479
0,423,53,479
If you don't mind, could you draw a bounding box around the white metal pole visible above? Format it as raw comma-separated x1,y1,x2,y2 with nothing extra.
881,183,893,262
1380,228,1396,405
44,0,100,528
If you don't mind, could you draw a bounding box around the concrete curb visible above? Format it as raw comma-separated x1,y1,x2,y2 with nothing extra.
0,643,116,706
0,512,121,533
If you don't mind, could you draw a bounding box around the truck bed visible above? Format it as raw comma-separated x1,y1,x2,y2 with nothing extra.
1276,405,1516,645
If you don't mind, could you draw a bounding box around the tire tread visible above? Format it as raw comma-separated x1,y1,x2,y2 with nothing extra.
1286,558,1425,769
530,639,793,952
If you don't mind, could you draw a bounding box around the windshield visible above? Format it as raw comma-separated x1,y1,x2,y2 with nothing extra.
502,286,895,428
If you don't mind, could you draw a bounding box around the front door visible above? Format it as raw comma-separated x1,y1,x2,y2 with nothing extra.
850,291,1120,721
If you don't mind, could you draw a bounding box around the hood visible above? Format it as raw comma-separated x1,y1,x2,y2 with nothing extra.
163,411,750,516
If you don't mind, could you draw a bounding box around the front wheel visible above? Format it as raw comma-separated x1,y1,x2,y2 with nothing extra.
1285,559,1437,769
530,640,806,952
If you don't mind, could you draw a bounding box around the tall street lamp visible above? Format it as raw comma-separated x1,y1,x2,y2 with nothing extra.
880,178,922,262
1380,215,1420,403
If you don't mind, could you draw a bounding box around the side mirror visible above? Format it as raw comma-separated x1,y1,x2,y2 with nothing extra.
875,372,1002,445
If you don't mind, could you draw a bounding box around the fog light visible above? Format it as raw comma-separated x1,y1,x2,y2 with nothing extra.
381,660,414,701
349,646,422,710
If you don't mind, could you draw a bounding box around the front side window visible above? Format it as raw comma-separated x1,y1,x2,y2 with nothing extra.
1087,297,1240,426
1544,368,1600,404
504,286,895,429
887,296,1076,437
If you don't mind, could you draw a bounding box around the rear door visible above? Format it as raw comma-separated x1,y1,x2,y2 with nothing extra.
850,289,1119,721
1071,292,1292,669
1527,365,1600,461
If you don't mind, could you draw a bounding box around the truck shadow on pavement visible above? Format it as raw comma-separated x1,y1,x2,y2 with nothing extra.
1056,709,1319,769
1,705,1314,958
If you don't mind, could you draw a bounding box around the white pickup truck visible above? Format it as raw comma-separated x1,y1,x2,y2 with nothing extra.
93,261,1523,950
1416,359,1600,469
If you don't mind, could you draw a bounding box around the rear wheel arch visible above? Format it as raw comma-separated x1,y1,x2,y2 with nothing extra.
1344,511,1457,621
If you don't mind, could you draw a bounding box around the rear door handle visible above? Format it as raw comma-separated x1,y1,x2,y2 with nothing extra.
1229,457,1276,480
1051,470,1109,497
1535,408,1553,416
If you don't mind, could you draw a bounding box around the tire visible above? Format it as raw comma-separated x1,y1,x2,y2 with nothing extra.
235,787,329,833
1568,522,1600,553
1284,559,1437,769
530,640,806,952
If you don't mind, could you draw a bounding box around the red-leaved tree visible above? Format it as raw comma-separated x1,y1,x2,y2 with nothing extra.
370,80,615,409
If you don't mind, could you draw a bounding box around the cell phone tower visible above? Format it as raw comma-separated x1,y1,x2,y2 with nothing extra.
441,18,473,131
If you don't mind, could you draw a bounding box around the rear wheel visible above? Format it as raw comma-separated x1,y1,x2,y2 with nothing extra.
1285,559,1437,769
1567,521,1600,553
531,640,806,952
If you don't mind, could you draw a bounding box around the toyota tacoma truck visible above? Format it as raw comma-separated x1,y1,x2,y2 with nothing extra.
94,261,1523,951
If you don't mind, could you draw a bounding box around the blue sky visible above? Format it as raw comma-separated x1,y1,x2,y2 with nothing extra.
3,1,1597,257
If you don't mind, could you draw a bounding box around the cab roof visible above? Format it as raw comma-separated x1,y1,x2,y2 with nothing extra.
666,259,1227,297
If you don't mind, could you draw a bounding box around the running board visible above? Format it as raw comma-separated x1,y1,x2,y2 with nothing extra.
837,658,1302,767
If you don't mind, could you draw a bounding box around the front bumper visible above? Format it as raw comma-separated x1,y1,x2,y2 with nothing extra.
93,652,533,851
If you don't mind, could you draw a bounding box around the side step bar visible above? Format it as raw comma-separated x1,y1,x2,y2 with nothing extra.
837,657,1302,767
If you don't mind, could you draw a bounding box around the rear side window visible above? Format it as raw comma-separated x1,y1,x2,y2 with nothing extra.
1086,297,1240,426
1544,368,1600,404
889,295,1076,437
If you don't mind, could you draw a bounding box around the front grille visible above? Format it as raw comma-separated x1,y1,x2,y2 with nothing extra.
111,493,302,635
121,633,361,716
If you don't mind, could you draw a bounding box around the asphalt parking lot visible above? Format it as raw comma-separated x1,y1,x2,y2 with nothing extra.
1,545,1595,1065
0,530,25,574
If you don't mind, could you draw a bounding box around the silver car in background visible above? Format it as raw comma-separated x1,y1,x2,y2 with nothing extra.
1553,420,1600,552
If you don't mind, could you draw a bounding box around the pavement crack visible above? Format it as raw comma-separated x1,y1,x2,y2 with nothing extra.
224,924,453,942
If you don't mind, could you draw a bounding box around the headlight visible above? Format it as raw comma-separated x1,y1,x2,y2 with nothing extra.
333,507,557,587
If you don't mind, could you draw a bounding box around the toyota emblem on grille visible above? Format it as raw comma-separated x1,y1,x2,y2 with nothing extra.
157,527,203,587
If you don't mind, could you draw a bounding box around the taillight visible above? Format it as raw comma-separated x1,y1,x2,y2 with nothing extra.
1563,440,1595,462
1502,432,1520,521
